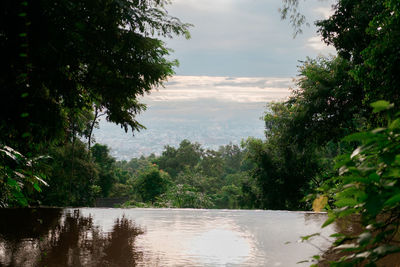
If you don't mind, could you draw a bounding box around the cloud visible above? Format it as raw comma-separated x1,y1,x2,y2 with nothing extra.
143,75,293,103
313,6,334,19
163,0,337,77
306,36,336,52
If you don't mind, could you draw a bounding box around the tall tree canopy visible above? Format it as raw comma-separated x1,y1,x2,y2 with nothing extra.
0,0,191,150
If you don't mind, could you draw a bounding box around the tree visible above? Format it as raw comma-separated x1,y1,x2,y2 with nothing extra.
134,166,171,203
0,0,190,207
283,56,364,147
91,144,116,197
243,56,363,210
41,140,100,206
0,0,191,150
157,184,214,209
156,140,202,177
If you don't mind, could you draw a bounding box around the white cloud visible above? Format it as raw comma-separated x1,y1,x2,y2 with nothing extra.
305,36,336,53
313,6,334,19
144,75,293,103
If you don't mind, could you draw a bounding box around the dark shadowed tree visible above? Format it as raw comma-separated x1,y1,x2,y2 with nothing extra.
0,0,191,151
91,143,116,197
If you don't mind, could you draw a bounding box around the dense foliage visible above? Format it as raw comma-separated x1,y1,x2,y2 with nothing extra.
116,140,259,209
0,0,190,206
317,101,400,265
277,0,400,265
1,138,258,209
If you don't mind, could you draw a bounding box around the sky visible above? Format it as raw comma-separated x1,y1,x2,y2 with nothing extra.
164,0,336,77
94,0,336,159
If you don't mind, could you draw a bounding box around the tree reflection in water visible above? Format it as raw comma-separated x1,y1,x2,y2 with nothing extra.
0,209,143,267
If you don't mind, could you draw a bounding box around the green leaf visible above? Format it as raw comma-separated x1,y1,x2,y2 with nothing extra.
386,168,400,178
15,193,28,206
7,178,18,187
335,198,358,208
33,183,41,192
343,132,374,142
384,193,400,206
371,100,393,113
21,113,29,118
300,233,320,241
368,173,380,182
330,233,345,238
389,118,400,130
322,216,335,228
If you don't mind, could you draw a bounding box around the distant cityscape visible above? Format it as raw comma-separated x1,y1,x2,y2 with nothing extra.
93,76,292,160
93,99,267,160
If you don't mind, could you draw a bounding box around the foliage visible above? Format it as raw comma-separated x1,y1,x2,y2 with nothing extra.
317,0,400,109
0,145,48,207
155,139,203,178
279,0,309,37
41,140,100,206
113,141,260,209
0,0,191,207
0,0,191,150
242,56,360,210
156,184,214,209
91,144,117,197
316,101,400,265
134,166,171,203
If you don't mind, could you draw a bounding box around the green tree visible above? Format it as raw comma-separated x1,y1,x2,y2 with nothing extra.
134,166,171,203
157,184,214,209
0,0,190,149
0,0,190,206
199,149,224,178
91,144,116,197
219,144,244,174
317,0,400,108
156,140,202,177
41,140,100,206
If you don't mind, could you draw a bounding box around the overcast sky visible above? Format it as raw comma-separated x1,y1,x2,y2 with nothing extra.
162,0,336,78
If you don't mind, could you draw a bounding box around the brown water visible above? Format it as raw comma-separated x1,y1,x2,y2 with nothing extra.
0,208,335,266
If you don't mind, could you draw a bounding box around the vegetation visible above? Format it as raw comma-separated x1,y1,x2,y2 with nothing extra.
1,0,400,265
107,140,258,209
276,0,400,265
318,101,400,265
0,0,190,206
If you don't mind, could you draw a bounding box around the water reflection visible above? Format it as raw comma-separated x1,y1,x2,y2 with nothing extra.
188,227,253,265
0,208,335,266
0,209,143,267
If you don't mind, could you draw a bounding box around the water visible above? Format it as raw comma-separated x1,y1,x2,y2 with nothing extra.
0,208,335,266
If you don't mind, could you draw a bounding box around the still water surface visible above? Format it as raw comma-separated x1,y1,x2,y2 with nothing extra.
0,208,335,266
